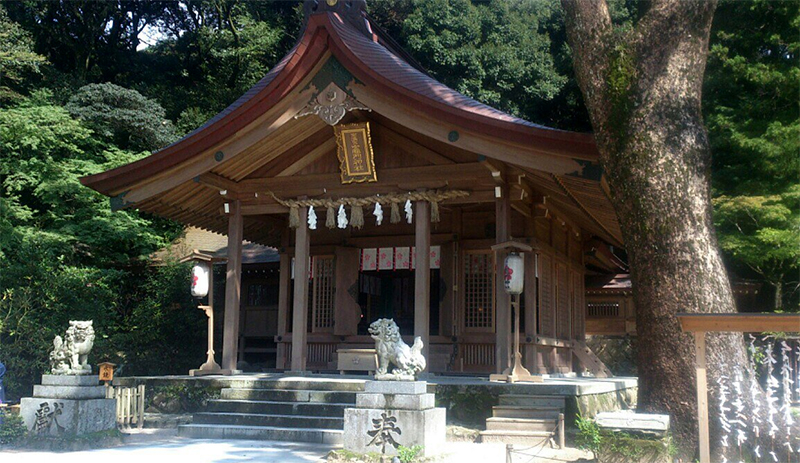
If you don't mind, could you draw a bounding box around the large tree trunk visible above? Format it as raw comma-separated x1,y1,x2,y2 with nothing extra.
560,1,778,460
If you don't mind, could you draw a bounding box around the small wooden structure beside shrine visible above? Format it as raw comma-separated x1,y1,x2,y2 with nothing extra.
81,0,623,377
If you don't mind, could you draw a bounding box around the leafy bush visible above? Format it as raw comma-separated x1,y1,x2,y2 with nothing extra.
397,444,423,463
66,83,177,151
0,410,27,445
576,414,674,463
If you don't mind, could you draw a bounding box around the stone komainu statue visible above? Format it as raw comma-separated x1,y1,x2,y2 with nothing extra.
368,318,426,381
49,320,95,375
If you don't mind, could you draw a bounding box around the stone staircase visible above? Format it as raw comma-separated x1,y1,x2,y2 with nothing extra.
178,378,364,444
479,394,565,447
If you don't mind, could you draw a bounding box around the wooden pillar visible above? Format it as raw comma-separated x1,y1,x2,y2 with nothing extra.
290,207,310,372
222,199,243,371
523,250,538,373
275,251,291,370
694,331,710,463
415,200,431,362
495,185,511,374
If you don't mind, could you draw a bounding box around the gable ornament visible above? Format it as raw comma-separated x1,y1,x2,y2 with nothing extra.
295,82,371,126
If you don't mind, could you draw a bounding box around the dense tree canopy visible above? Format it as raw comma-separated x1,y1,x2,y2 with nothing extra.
706,0,800,309
0,5,45,104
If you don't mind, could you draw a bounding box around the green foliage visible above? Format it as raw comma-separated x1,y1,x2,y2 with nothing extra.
147,382,221,413
390,0,570,127
396,444,423,463
575,414,602,456
0,410,26,446
0,97,187,399
0,4,46,104
65,83,177,152
706,0,800,309
434,385,499,427
576,415,673,463
134,2,300,122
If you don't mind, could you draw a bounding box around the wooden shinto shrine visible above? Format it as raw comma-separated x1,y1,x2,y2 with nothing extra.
81,0,623,377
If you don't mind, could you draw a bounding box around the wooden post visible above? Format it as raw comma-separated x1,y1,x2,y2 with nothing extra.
291,206,310,372
524,250,538,374
222,199,243,371
415,200,431,362
276,251,291,370
694,331,710,463
495,185,511,373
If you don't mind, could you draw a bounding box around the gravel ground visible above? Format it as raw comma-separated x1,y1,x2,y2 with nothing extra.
0,428,594,463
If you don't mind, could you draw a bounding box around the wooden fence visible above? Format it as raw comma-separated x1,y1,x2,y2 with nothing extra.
106,384,146,429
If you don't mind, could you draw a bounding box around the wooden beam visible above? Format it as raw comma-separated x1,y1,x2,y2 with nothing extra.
344,233,455,248
195,173,240,195
290,207,310,372
511,200,532,218
239,162,488,194
221,200,243,371
479,155,506,184
677,313,800,333
240,203,289,215
441,190,495,205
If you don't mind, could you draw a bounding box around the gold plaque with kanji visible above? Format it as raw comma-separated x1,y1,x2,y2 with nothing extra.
334,122,377,184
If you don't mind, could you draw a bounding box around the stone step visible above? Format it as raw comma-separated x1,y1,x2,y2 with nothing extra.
224,378,365,392
479,429,553,446
485,417,557,432
193,412,344,429
221,388,356,404
492,405,562,420
498,394,566,408
178,423,342,445
206,399,350,417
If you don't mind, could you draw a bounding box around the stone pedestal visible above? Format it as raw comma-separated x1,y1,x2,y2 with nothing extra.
343,381,445,458
21,375,116,436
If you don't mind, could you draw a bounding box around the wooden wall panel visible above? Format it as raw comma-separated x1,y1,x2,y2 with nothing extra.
552,227,567,256
535,218,550,245
556,261,571,340
538,253,555,337
334,247,361,336
571,269,585,341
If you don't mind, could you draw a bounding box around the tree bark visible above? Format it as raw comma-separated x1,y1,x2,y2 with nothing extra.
561,0,785,460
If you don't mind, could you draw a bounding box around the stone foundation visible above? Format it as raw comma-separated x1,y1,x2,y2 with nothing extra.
21,375,115,436
344,381,445,457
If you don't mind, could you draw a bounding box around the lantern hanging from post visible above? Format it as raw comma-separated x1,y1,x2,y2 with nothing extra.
180,250,232,376
191,261,210,298
503,252,525,295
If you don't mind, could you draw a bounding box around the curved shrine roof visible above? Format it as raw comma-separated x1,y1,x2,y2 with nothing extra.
80,3,621,247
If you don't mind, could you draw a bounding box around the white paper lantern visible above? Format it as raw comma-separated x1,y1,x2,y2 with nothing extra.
191,262,210,298
503,253,524,295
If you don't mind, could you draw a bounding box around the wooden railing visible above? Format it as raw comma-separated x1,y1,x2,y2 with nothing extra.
284,341,338,370
107,384,146,429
